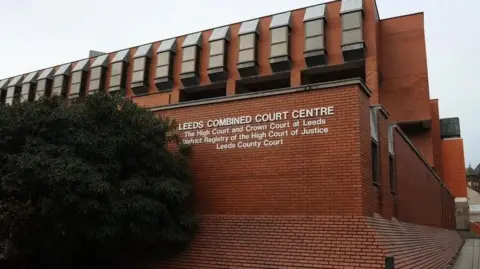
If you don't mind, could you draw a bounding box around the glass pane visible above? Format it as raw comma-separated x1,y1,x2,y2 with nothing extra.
53,76,64,88
239,33,255,50
305,20,324,37
89,79,100,91
182,46,195,61
305,36,324,51
90,67,102,80
209,55,224,69
238,48,254,63
37,80,46,92
52,87,62,96
133,57,145,71
271,27,288,44
132,70,144,82
6,88,14,98
210,40,224,56
342,12,362,30
110,75,121,87
71,72,82,84
21,84,30,95
342,28,363,45
157,52,170,66
111,62,123,76
35,90,45,100
270,42,288,57
181,60,195,73
156,66,169,78
70,84,80,94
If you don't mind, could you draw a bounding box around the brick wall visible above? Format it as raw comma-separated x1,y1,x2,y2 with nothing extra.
149,81,461,268
157,84,369,216
430,100,444,178
392,128,455,228
154,215,461,269
442,139,468,198
378,13,434,165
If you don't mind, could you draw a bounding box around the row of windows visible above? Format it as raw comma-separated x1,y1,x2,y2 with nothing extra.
0,1,366,104
371,109,397,194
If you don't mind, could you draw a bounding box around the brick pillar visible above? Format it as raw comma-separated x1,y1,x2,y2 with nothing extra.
440,118,469,230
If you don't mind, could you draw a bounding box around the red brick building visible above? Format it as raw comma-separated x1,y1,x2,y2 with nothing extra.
0,0,469,268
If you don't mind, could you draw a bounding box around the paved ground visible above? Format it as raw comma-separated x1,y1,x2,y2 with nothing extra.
453,239,480,269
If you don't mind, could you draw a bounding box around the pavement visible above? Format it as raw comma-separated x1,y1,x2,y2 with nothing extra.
452,239,480,269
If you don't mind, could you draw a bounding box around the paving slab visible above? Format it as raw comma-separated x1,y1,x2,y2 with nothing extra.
453,239,480,269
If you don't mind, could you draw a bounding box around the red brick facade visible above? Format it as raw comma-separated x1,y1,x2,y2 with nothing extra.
0,0,467,267
153,81,461,268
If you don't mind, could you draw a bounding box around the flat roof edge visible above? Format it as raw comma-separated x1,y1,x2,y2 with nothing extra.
380,11,424,22
148,78,371,112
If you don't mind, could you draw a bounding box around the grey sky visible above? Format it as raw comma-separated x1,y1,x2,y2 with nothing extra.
1,0,478,166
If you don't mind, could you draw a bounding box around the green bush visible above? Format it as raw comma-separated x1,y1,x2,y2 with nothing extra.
0,94,197,269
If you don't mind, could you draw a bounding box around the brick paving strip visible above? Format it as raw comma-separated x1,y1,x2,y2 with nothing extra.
452,239,480,269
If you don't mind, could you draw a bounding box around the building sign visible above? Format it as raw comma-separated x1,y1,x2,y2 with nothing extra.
177,106,335,150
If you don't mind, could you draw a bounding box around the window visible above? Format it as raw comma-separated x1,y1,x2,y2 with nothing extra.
132,56,149,85
36,79,46,100
304,19,325,52
208,39,226,70
111,62,123,76
389,155,396,193
52,76,66,97
340,0,364,61
90,67,102,80
372,140,380,185
181,46,197,74
71,72,82,85
238,33,256,64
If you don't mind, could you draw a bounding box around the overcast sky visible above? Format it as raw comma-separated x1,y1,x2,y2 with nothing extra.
0,0,478,166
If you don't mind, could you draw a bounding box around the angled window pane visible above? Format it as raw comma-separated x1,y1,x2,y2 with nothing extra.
53,76,64,88
112,49,129,63
71,72,82,84
70,84,81,94
23,71,38,84
304,4,327,22
342,12,362,30
55,64,71,76
89,79,100,91
305,36,324,51
182,46,196,61
238,48,254,63
90,67,102,80
156,66,169,78
238,19,259,35
270,12,291,29
209,55,224,69
133,57,146,71
8,75,23,87
72,59,89,72
239,33,255,50
134,44,152,58
110,75,121,87
210,40,224,56
0,79,9,90
92,54,108,67
182,32,202,47
271,27,288,44
111,62,123,76
342,28,363,45
38,68,54,80
271,42,288,58
181,60,195,73
132,70,144,82
305,20,324,37
209,26,230,42
340,0,363,14
157,52,170,66
157,38,176,53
